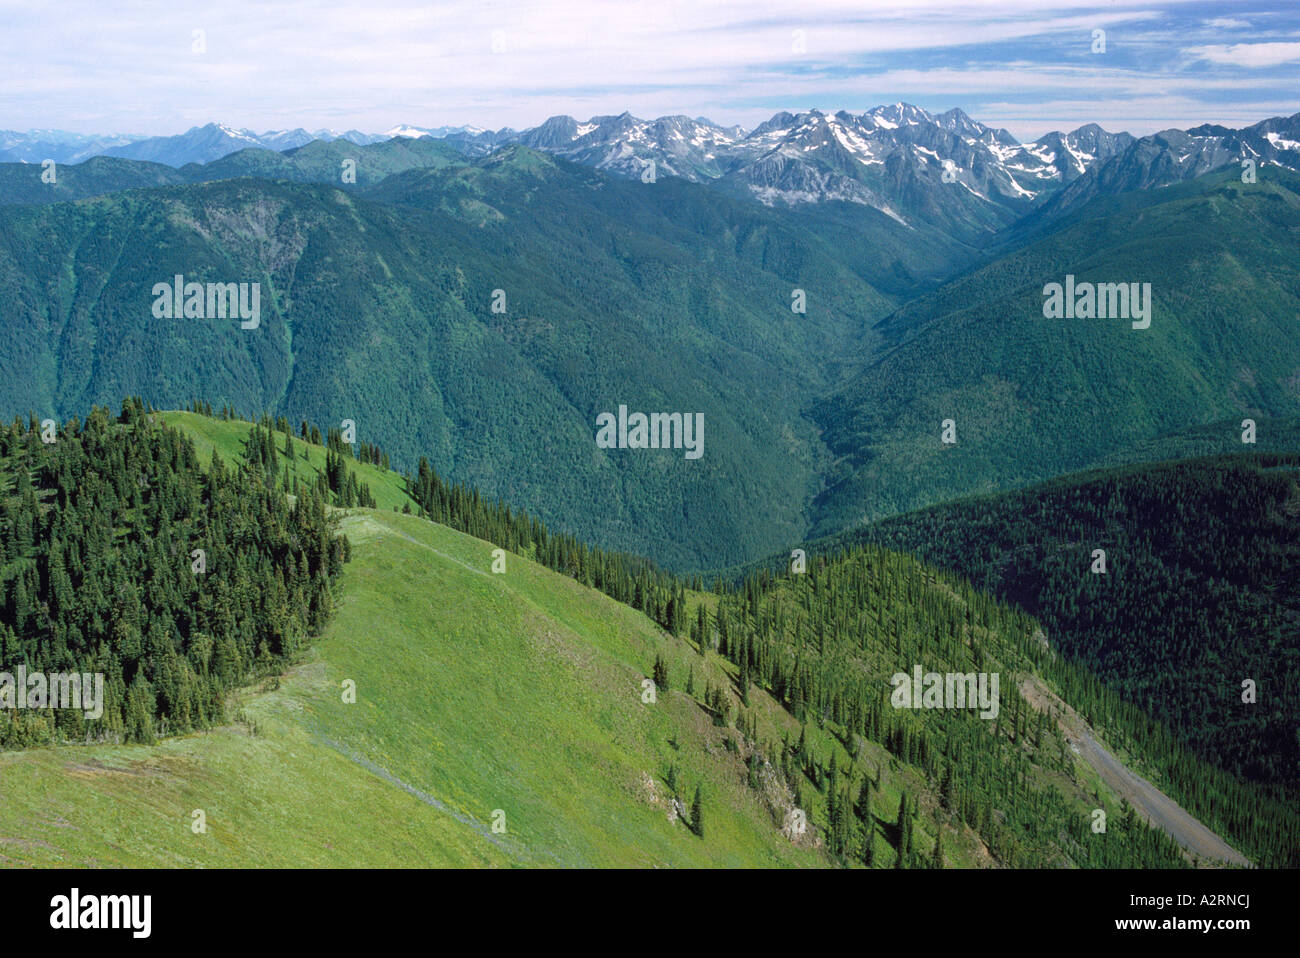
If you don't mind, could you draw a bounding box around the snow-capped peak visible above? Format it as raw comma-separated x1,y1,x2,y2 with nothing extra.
384,125,432,138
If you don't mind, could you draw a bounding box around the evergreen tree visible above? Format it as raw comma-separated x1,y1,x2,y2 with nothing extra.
856,776,872,821
652,655,669,693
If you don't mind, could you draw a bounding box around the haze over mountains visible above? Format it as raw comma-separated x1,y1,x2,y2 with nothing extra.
0,125,382,165
7,106,1300,229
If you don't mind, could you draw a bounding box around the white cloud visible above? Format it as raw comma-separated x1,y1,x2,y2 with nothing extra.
0,0,1293,138
1186,42,1300,67
1202,18,1251,30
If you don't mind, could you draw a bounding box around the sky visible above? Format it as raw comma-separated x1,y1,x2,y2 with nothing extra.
1,0,1298,141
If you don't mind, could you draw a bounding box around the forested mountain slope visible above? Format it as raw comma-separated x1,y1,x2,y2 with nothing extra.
789,451,1300,866
852,452,1300,790
0,137,470,206
0,406,1237,867
0,150,952,569
809,168,1300,537
0,401,346,748
4,149,1300,577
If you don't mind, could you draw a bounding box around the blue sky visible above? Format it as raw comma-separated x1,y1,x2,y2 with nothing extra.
1,0,1298,140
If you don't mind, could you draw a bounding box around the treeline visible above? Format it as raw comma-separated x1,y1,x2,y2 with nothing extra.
0,399,349,748
406,455,689,636
189,400,385,510
187,401,692,639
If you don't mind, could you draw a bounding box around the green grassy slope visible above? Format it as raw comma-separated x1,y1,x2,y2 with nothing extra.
0,675,510,867
1,410,1168,868
301,507,827,867
0,498,823,866
165,412,1000,866
165,410,413,512
0,413,834,866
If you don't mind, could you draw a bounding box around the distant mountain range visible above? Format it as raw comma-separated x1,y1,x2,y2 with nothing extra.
6,107,1299,236
3,102,1300,568
3,143,1299,568
0,123,500,165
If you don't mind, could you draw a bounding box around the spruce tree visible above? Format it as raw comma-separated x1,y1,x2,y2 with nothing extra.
856,777,872,821
652,655,669,692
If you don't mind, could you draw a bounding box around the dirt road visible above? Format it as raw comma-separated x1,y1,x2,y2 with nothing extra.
1019,676,1250,867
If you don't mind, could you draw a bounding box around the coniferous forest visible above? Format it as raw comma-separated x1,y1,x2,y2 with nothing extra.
0,399,348,747
701,549,1191,868
855,454,1300,783
714,546,1300,868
